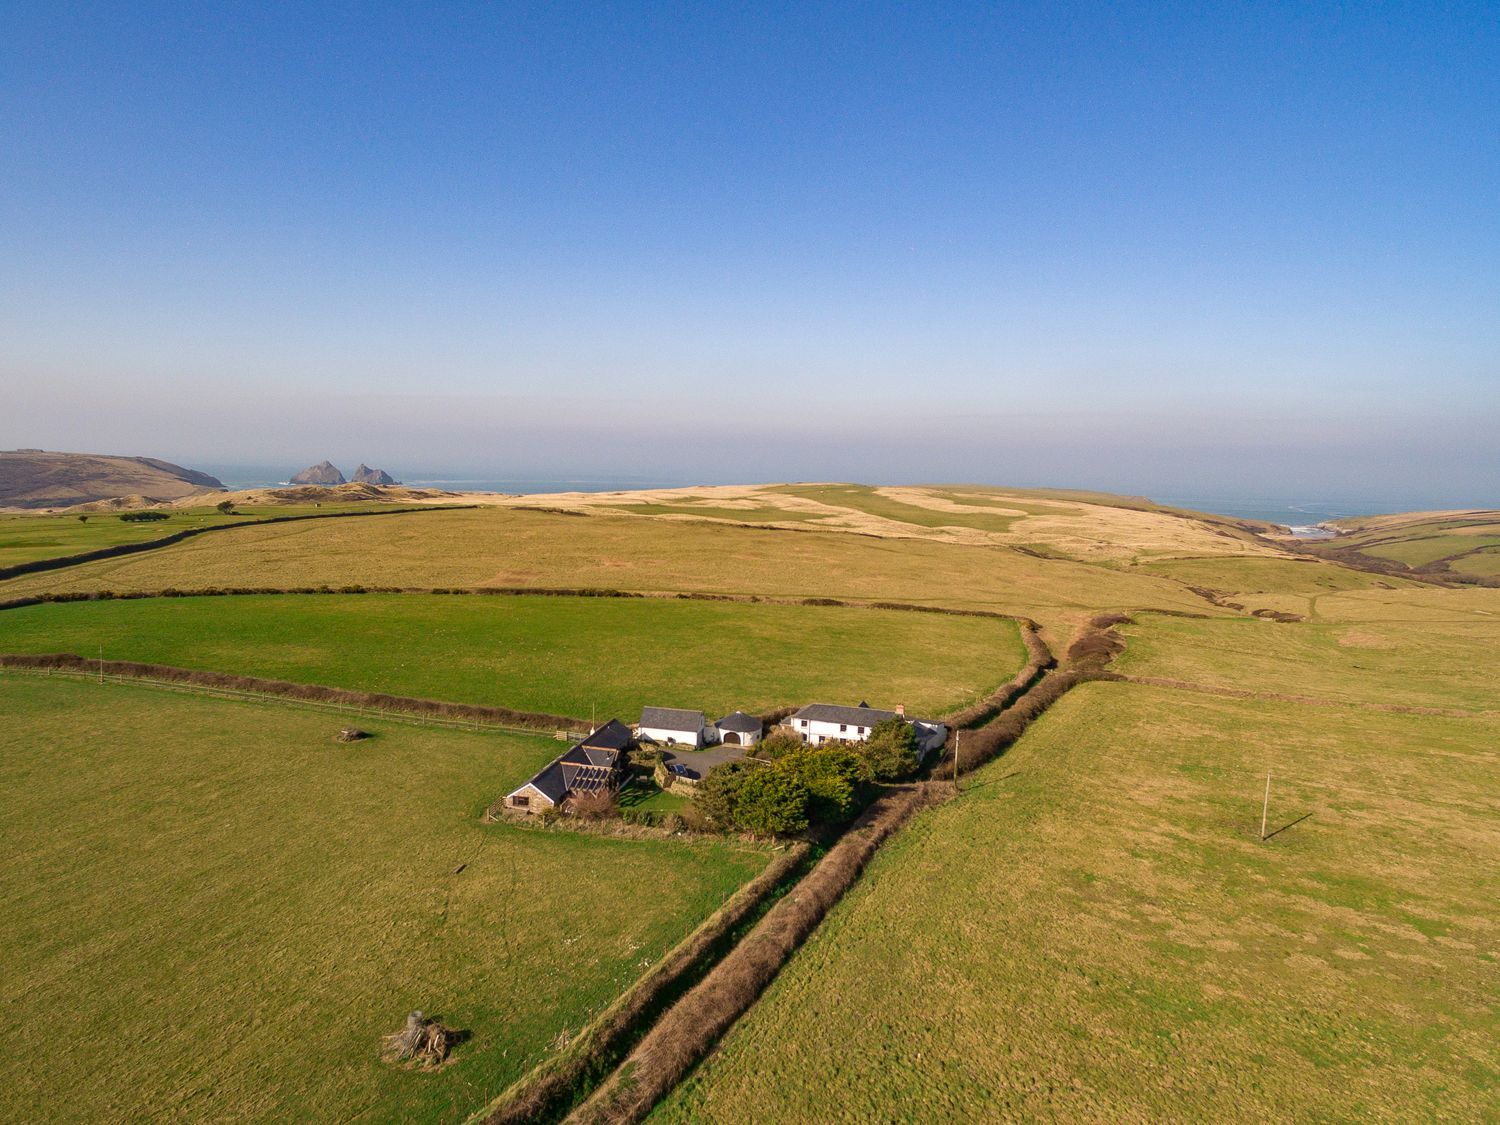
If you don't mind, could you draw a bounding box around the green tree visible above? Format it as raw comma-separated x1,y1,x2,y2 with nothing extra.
778,746,862,822
695,760,760,830
733,769,809,836
860,718,919,781
216,499,236,515
756,729,805,759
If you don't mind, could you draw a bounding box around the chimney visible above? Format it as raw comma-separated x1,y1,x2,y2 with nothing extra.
896,704,905,717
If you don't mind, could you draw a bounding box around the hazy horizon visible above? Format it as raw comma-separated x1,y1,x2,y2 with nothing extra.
4,6,1496,503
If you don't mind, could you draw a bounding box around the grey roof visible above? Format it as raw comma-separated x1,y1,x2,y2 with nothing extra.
519,760,569,803
580,718,633,751
511,720,628,801
639,706,706,732
792,702,898,727
716,711,763,733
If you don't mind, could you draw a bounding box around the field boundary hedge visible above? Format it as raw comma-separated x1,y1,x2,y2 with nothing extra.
0,653,587,731
0,585,1030,629
474,843,813,1125
0,505,477,583
561,615,1131,1123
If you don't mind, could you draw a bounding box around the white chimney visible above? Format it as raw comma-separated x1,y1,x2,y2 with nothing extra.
896,703,905,717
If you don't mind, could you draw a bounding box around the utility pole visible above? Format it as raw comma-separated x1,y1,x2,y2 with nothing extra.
1260,771,1272,840
953,730,961,794
98,644,104,685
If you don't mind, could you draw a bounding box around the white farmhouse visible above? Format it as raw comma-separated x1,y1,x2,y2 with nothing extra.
638,706,719,748
788,701,947,758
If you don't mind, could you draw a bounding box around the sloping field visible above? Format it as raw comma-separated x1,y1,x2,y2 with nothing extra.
0,676,768,1122
0,506,1224,636
0,504,431,569
1113,610,1499,712
0,593,1024,718
656,681,1499,1121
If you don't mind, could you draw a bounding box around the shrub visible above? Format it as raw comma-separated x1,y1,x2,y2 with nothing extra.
859,718,919,781
755,729,805,760
570,790,618,820
695,760,761,830
733,769,809,837
118,511,169,522
777,746,862,823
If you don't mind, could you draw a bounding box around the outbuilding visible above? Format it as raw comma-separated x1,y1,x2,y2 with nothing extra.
638,706,719,748
715,710,764,746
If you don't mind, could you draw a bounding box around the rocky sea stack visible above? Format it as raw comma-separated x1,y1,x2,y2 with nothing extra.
351,463,399,485
290,460,347,486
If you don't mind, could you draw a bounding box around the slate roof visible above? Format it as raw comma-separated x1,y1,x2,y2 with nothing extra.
639,706,706,732
716,710,763,733
580,718,633,751
510,720,629,802
791,702,898,727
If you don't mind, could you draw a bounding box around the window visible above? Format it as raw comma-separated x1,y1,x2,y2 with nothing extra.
840,724,847,732
513,795,530,808
857,727,865,736
799,719,808,727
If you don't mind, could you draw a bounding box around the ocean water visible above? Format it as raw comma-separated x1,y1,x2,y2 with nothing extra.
1154,497,1388,526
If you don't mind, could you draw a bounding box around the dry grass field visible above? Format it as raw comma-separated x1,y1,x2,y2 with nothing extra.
0,503,1229,639
656,680,1499,1122
0,676,769,1122
8,484,1496,1122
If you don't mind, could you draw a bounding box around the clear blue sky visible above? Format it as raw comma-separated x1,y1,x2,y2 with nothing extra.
3,2,1496,503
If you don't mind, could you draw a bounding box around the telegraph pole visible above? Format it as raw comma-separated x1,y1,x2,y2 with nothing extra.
953,730,961,794
1260,771,1272,840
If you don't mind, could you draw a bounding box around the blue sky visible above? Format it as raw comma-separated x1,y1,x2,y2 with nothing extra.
3,2,1496,503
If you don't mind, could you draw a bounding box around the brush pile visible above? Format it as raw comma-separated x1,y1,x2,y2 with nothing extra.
382,1010,456,1069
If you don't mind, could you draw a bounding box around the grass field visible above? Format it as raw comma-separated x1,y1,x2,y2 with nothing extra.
1114,591,1500,712
0,505,1227,638
0,504,421,568
0,592,1024,718
656,681,1499,1121
0,675,768,1122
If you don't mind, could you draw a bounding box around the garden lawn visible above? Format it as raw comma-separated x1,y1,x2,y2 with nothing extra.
0,675,767,1123
0,592,1025,719
656,682,1499,1122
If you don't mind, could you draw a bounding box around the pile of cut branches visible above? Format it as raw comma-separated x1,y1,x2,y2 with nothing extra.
382,1010,457,1069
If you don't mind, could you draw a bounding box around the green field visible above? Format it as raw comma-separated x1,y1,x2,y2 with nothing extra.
0,504,425,568
0,592,1023,719
0,675,767,1122
657,681,1499,1121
